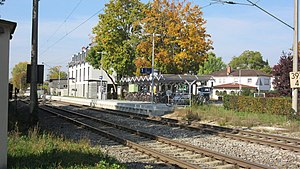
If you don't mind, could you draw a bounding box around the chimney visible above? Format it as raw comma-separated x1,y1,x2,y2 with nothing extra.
82,46,86,52
226,66,231,75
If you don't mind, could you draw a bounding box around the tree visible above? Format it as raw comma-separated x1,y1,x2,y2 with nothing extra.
11,62,29,92
229,50,272,74
272,52,293,96
87,0,146,92
135,0,212,75
47,66,67,79
198,52,226,75
0,0,5,5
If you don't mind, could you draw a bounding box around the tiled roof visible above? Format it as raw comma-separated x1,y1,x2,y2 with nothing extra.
209,69,271,77
214,83,256,89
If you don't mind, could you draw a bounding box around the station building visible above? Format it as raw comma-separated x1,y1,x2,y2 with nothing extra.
67,47,117,99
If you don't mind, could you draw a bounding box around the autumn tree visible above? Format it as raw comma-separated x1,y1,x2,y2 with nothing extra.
135,0,212,75
198,52,226,75
272,52,293,96
47,66,67,79
87,0,146,92
229,50,272,74
11,62,29,92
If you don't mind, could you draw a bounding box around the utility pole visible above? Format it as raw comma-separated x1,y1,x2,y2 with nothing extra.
30,0,39,123
151,33,155,104
292,0,299,113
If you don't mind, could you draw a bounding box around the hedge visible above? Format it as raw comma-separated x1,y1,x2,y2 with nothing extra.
223,95,292,115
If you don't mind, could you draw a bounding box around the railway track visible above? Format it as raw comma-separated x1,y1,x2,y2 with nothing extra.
53,100,300,153
40,104,271,169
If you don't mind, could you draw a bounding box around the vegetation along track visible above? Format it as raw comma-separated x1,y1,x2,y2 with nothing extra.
55,101,300,153
40,104,270,169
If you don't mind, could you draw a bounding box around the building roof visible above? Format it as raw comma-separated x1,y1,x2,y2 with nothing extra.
209,68,271,77
120,74,213,83
214,83,256,89
0,19,17,39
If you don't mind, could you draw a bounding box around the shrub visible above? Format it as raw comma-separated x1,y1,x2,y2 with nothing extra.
223,95,292,115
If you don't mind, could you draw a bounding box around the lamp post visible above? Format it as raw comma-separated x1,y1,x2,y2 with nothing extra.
97,51,106,100
144,33,161,103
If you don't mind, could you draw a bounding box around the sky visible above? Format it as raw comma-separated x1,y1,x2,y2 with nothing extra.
0,0,295,76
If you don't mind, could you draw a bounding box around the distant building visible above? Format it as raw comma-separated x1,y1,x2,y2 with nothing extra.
67,46,117,99
48,78,68,96
206,66,272,100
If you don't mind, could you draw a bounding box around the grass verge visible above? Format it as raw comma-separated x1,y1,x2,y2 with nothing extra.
179,105,300,132
8,127,126,169
8,101,126,169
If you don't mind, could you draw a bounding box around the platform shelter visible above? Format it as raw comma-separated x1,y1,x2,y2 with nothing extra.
120,74,213,103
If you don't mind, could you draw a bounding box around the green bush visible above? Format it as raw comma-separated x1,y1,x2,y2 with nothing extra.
223,95,292,115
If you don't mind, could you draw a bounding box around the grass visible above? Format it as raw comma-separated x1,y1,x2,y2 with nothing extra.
8,127,126,169
8,101,126,169
178,105,300,132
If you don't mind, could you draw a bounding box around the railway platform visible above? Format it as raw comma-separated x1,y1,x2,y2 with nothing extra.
46,96,174,116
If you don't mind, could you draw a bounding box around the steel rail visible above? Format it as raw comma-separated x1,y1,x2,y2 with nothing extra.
39,106,200,169
44,105,272,169
26,100,300,152
79,105,300,152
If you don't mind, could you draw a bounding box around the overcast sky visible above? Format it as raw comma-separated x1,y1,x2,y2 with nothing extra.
0,0,294,76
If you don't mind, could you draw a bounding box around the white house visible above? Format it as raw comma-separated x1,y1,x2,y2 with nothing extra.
68,47,117,99
207,66,272,100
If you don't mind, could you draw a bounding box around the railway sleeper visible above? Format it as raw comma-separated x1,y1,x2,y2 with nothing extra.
204,160,224,167
213,163,237,169
192,156,212,163
177,153,203,159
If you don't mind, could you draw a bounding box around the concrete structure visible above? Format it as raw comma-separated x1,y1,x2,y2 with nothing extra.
68,47,117,99
48,96,174,116
0,19,16,169
207,67,272,100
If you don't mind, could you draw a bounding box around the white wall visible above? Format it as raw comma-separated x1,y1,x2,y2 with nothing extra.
209,76,271,100
68,60,117,99
0,20,16,169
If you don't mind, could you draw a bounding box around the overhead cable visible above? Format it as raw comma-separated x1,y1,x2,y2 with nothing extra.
40,0,83,49
40,7,104,59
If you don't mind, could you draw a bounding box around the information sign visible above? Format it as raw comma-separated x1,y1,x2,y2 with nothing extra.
290,72,300,88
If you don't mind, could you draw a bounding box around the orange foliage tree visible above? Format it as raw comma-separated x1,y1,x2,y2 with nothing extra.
135,0,212,75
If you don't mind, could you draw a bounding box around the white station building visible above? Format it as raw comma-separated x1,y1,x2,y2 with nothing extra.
68,47,117,99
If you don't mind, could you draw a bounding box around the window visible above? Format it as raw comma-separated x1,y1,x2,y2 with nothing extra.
218,78,222,83
79,69,81,82
223,78,226,83
230,91,235,95
83,68,85,81
247,78,252,84
264,78,270,85
88,67,90,80
234,78,238,83
216,90,219,95
76,70,77,82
